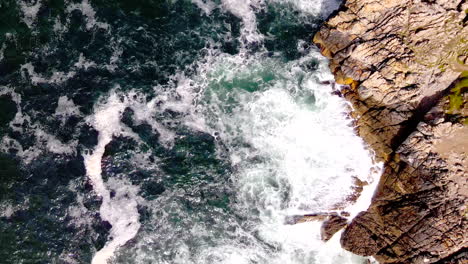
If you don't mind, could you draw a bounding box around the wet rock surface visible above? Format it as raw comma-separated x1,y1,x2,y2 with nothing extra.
321,214,348,242
286,213,349,242
314,0,468,263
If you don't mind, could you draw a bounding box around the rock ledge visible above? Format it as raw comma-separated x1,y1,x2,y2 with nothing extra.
314,0,468,263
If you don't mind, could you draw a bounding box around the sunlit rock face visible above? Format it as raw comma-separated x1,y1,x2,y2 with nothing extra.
315,0,468,263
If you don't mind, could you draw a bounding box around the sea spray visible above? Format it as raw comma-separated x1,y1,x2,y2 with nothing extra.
0,0,383,263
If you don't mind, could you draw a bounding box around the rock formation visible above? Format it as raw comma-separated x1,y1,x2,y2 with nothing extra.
321,214,348,242
314,0,468,263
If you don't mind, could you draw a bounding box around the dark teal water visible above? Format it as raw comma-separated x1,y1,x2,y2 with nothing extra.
0,0,379,263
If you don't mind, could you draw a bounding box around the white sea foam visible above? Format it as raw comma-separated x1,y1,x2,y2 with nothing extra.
53,17,66,33
0,198,30,219
191,48,379,263
221,0,265,45
1,136,42,164
83,91,154,264
0,87,80,163
35,128,78,155
55,96,82,125
0,202,15,218
105,42,123,72
191,0,217,15
0,42,6,62
192,0,341,47
19,0,42,28
67,194,91,228
1,127,78,163
67,0,110,31
0,88,39,163
74,53,97,70
115,47,380,264
345,161,382,219
20,52,99,85
269,0,341,17
21,62,77,85
9,108,31,133
60,181,96,264
131,101,177,146
0,87,24,132
80,0,383,262
221,0,265,48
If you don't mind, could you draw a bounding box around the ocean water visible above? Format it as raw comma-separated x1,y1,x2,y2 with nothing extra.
0,0,381,263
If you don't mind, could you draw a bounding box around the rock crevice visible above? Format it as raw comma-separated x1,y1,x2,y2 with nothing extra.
314,0,468,263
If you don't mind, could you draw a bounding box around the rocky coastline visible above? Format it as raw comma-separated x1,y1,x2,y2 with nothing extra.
314,0,467,263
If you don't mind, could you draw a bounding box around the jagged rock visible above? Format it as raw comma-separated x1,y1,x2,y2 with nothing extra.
332,176,370,210
285,213,331,225
340,211,351,217
315,0,468,160
287,213,350,242
340,102,468,263
321,214,348,242
314,0,468,263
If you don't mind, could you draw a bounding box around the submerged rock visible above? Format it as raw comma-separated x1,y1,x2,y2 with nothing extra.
287,213,349,242
321,214,348,242
314,0,468,262
285,213,331,225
